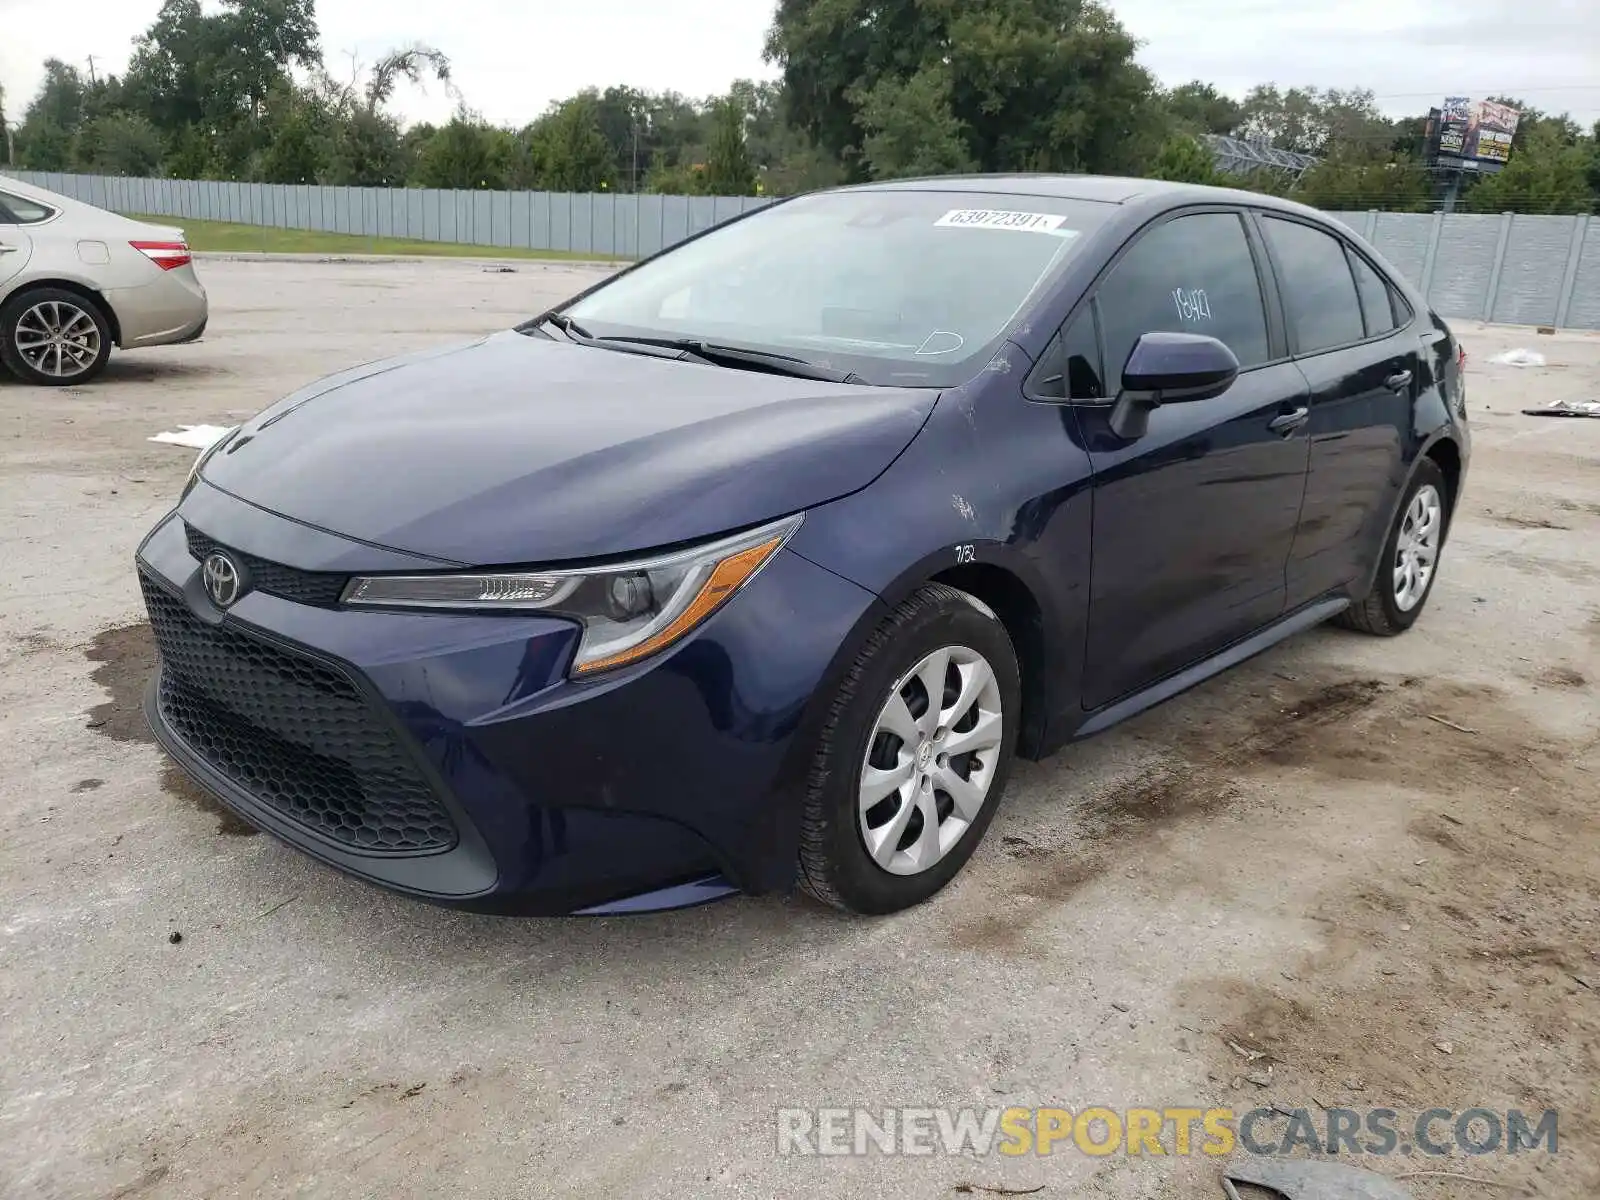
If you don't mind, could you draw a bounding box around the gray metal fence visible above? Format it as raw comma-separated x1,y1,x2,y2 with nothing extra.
6,170,1599,330
3,170,776,261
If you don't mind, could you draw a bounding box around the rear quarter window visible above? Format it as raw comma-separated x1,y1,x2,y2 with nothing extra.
0,191,57,224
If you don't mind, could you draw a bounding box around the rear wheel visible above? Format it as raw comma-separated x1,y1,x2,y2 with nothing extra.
1336,458,1448,636
0,288,113,386
798,583,1021,914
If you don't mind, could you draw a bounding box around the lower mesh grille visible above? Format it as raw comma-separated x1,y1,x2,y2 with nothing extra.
142,571,458,854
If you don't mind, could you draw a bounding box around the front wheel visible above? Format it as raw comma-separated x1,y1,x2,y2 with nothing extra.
0,288,114,386
798,583,1021,914
1337,458,1449,636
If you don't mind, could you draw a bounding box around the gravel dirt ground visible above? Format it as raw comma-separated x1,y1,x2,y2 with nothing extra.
1,257,1596,1200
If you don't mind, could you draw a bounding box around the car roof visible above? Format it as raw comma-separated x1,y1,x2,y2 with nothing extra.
831,173,1329,218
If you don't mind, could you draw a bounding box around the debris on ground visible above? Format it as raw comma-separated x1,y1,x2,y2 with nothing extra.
1521,398,1600,418
954,1184,1044,1196
1223,1157,1414,1199
1489,348,1546,368
168,931,183,944
149,424,234,449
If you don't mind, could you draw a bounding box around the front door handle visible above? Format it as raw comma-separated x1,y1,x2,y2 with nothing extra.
1385,369,1414,392
0,244,18,254
1268,406,1310,436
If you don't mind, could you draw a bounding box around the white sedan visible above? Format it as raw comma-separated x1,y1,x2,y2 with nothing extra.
0,176,208,385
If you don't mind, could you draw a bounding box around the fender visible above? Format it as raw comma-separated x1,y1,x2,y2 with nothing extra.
1350,429,1465,602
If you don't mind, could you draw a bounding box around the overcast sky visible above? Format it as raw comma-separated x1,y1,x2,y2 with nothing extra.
2,0,1597,129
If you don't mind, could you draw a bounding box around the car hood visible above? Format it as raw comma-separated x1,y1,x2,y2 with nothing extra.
201,330,937,565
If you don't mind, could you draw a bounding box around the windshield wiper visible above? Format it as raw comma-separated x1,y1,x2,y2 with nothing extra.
524,316,864,383
591,336,867,385
525,312,713,364
537,312,594,340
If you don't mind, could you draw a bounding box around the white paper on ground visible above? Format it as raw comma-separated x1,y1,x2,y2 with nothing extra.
1488,348,1546,368
149,424,234,449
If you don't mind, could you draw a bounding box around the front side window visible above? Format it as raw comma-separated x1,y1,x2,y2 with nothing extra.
1261,216,1365,354
560,190,1114,387
1095,212,1272,383
0,191,56,224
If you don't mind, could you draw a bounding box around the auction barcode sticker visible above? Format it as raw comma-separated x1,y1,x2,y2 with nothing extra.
934,209,1074,234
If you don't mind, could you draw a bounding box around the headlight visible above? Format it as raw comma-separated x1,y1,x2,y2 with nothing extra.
182,425,240,499
342,514,802,676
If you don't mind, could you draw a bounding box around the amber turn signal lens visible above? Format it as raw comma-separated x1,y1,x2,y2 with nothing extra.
572,535,785,675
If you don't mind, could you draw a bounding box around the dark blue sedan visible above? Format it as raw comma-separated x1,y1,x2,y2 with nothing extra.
138,175,1470,916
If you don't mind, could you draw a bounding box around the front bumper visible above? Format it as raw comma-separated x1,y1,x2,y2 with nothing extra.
136,492,880,915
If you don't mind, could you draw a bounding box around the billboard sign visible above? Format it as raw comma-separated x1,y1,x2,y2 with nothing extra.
1435,97,1521,167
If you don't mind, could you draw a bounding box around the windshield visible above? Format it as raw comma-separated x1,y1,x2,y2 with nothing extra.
558,189,1113,387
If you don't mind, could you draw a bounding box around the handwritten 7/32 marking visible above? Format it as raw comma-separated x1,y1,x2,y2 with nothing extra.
954,544,976,564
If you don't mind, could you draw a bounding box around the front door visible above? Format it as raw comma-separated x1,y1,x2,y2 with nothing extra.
1071,210,1312,709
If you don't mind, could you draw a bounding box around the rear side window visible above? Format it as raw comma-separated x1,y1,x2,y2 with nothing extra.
1261,216,1365,354
0,191,56,224
1095,212,1271,378
1349,252,1398,337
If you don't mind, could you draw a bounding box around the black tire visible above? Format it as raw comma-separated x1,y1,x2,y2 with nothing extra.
798,582,1022,914
0,287,114,386
1336,458,1449,636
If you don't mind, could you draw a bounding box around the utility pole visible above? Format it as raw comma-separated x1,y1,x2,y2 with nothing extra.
86,55,99,86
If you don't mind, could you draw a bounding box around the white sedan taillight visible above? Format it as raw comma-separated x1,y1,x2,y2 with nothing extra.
131,241,193,271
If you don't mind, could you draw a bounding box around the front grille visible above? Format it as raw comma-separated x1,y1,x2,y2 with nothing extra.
185,525,348,608
142,572,458,854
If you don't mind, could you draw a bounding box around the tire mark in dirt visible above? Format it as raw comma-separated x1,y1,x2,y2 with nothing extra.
951,674,1398,954
1176,679,1600,1198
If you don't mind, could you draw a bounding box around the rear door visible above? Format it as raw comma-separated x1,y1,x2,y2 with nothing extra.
1064,209,1313,709
0,189,46,290
1255,214,1420,607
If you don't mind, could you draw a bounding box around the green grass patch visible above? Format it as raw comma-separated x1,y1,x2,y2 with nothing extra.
128,215,628,262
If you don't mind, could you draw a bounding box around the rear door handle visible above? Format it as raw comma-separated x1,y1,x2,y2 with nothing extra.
1385,370,1414,392
1268,406,1310,435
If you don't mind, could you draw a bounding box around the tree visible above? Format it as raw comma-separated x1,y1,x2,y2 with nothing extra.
1164,81,1241,137
1147,134,1220,184
15,59,94,169
416,110,511,189
525,94,613,191
363,45,452,116
1464,122,1595,215
766,0,1163,180
1293,148,1430,212
324,109,408,185
852,66,974,179
702,98,757,194
0,83,13,165
251,86,326,182
74,113,166,176
1235,85,1396,159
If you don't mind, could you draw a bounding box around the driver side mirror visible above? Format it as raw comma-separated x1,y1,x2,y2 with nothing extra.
1108,332,1240,440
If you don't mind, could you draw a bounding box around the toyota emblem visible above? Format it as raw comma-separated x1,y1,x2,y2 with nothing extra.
202,551,243,608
